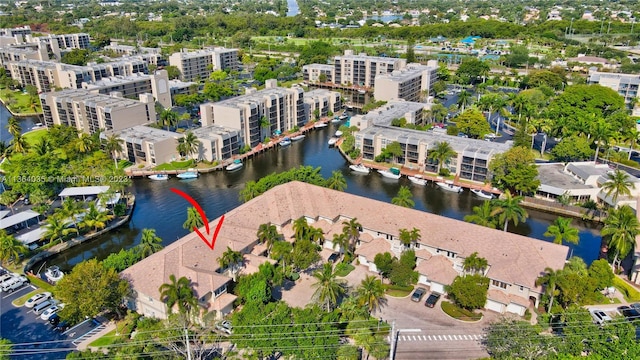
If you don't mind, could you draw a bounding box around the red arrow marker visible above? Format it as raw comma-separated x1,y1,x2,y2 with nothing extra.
171,188,225,250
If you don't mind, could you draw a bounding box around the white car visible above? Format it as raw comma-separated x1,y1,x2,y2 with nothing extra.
40,304,62,321
25,292,52,308
590,309,613,325
216,320,233,334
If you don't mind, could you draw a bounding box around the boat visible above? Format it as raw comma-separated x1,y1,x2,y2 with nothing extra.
349,164,370,174
335,130,343,137
279,137,292,147
331,117,342,123
225,159,243,171
378,167,401,180
148,174,169,181
339,114,349,120
471,188,495,200
408,175,427,186
314,122,328,129
436,180,463,193
177,170,199,179
44,266,64,283
328,137,338,146
358,89,366,94
291,134,306,141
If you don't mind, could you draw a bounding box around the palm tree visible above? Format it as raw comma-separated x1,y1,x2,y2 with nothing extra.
158,274,198,316
356,275,386,316
43,215,78,244
218,247,244,281
462,252,488,275
159,108,178,130
342,218,362,253
239,180,260,202
311,263,346,312
477,93,506,136
75,133,94,154
464,201,496,228
398,228,420,248
257,223,280,255
535,267,561,312
6,117,21,137
10,134,29,154
601,169,635,205
182,207,204,231
181,131,201,161
391,186,415,208
102,134,124,169
590,118,612,162
427,141,456,175
260,115,270,140
544,217,580,245
490,190,528,232
0,191,18,214
0,230,27,267
293,216,310,241
325,170,347,191
80,203,114,232
602,205,640,270
332,233,350,259
456,90,472,113
138,228,163,258
625,128,640,161
510,94,531,124
34,137,52,156
56,197,83,228
308,226,325,246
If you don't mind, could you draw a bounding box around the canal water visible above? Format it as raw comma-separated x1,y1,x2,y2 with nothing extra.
41,120,602,271
0,103,41,141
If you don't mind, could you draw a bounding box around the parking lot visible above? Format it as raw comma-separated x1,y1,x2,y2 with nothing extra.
0,268,103,359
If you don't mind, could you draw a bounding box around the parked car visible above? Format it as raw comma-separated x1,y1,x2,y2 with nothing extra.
328,253,340,263
618,306,640,321
411,287,426,302
425,292,441,308
48,313,60,326
25,292,52,308
55,321,70,332
631,303,640,313
590,309,613,325
33,300,56,315
216,320,233,335
41,305,62,321
1,276,27,292
0,273,15,285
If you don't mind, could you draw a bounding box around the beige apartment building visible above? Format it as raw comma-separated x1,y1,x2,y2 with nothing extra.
333,50,406,87
588,69,640,116
374,61,438,102
200,80,305,148
40,89,156,134
168,47,239,82
82,70,172,108
303,89,342,120
302,63,334,83
191,125,241,162
102,125,181,167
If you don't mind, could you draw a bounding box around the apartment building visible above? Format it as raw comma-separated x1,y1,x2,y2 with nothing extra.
303,89,342,120
200,80,305,148
374,61,438,102
0,25,31,38
168,47,239,82
0,46,48,67
588,69,640,116
40,89,156,134
302,63,334,83
82,70,172,108
333,50,406,87
352,100,427,128
191,125,241,162
104,42,161,56
101,125,181,167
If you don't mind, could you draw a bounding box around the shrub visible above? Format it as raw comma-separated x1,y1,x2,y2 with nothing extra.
441,301,483,321
613,277,640,302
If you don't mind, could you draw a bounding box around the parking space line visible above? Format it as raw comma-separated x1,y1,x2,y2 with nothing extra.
2,285,32,299
64,318,91,335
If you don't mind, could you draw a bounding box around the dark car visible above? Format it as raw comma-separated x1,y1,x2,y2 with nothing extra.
618,306,640,321
425,292,441,308
55,321,70,332
411,287,426,302
48,313,60,326
328,253,340,263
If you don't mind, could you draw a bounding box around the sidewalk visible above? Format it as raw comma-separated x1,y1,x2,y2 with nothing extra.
75,320,116,351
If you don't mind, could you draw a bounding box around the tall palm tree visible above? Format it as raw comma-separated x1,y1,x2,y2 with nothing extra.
312,263,346,312
138,228,163,258
602,205,640,270
10,134,29,154
80,203,114,232
332,233,350,259
510,94,531,124
259,115,270,140
398,228,420,248
56,197,83,228
6,117,21,137
159,108,178,131
43,215,78,244
308,226,325,246
102,133,124,169
293,216,310,241
342,218,362,253
182,207,204,231
356,275,386,316
456,90,472,113
325,170,347,191
535,267,561,312
33,137,52,156
257,223,280,255
544,217,580,245
391,186,415,208
74,133,94,154
181,131,201,161
477,93,506,136
0,230,27,267
625,128,640,161
158,274,198,316
218,247,244,281
590,118,612,162
601,169,635,205
427,141,456,174
0,191,18,214
490,190,528,232
462,252,488,275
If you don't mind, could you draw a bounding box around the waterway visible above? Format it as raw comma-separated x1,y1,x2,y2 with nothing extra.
0,104,41,141
37,119,602,272
286,0,299,17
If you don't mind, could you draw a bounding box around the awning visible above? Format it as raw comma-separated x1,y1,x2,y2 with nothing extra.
16,227,46,245
59,186,110,197
0,210,40,230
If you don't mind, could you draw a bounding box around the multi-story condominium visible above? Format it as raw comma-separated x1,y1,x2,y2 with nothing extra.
82,70,172,108
168,47,239,82
104,42,161,56
191,125,241,162
374,61,438,102
40,89,156,134
352,100,427,128
0,46,48,68
302,64,334,83
101,125,181,167
0,25,31,38
333,50,406,87
588,69,640,116
33,33,91,50
200,80,305,148
303,89,341,120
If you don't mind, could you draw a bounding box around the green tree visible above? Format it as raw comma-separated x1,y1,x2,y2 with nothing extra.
373,252,394,281
5,117,20,137
589,117,613,162
10,134,29,154
0,191,18,214
428,141,456,175
550,136,594,162
291,239,321,271
293,216,310,241
477,93,506,136
332,233,350,260
446,274,489,310
602,169,635,205
74,133,94,154
60,49,90,66
56,259,130,323
489,146,540,194
356,275,386,317
102,134,124,169
0,338,12,360
257,223,280,255
391,186,415,208
398,227,420,248
159,108,178,131
325,170,347,191
389,250,418,287
342,218,361,254
602,205,640,270
504,45,530,68
312,263,346,312
464,201,497,229
485,318,557,360
43,215,78,244
138,228,163,258
535,267,561,312
182,207,203,231
218,247,244,281
491,190,528,232
544,217,580,245
454,109,492,138
158,274,198,318
179,131,201,160
588,259,614,291
0,230,26,267
456,90,473,112
462,252,488,275
80,203,114,232
165,65,181,80
456,58,490,84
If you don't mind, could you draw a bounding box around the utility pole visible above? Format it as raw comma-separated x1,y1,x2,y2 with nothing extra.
185,328,192,360
389,320,396,360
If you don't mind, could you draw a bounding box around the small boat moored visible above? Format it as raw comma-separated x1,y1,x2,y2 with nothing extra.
349,164,370,174
471,188,495,199
291,134,306,141
279,137,292,147
225,159,243,171
44,266,64,283
177,169,199,179
335,130,343,137
378,167,401,180
408,175,427,186
339,114,349,120
328,137,338,146
436,180,463,193
148,174,169,181
314,122,328,129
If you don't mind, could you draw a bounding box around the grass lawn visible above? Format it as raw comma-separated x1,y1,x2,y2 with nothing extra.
27,275,56,293
383,284,414,297
441,301,483,321
89,328,121,347
23,128,47,146
334,263,355,277
13,289,43,307
613,276,640,302
154,159,194,171
0,89,42,115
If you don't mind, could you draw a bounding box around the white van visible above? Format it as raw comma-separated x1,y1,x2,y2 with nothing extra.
0,277,18,291
2,278,25,293
34,300,55,315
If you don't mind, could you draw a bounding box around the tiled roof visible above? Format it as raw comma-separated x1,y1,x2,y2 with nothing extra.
415,256,458,285
355,238,392,260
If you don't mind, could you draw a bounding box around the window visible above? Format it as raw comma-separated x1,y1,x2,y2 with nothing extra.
519,286,524,292
491,280,508,289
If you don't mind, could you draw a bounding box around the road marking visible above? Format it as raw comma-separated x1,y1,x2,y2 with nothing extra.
2,285,31,299
448,335,453,340
394,334,484,342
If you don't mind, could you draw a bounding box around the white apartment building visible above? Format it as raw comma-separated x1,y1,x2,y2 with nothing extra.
0,25,31,38
101,125,181,167
374,61,438,102
40,89,156,134
200,80,305,148
168,47,239,82
588,69,640,116
333,50,406,87
191,125,241,162
104,42,161,56
82,70,172,108
302,63,334,83
303,89,341,120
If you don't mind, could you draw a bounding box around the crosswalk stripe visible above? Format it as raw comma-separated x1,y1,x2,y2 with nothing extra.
427,335,432,341
448,335,453,340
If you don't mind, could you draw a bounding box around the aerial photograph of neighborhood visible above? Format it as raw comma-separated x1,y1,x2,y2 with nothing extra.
2,0,640,358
